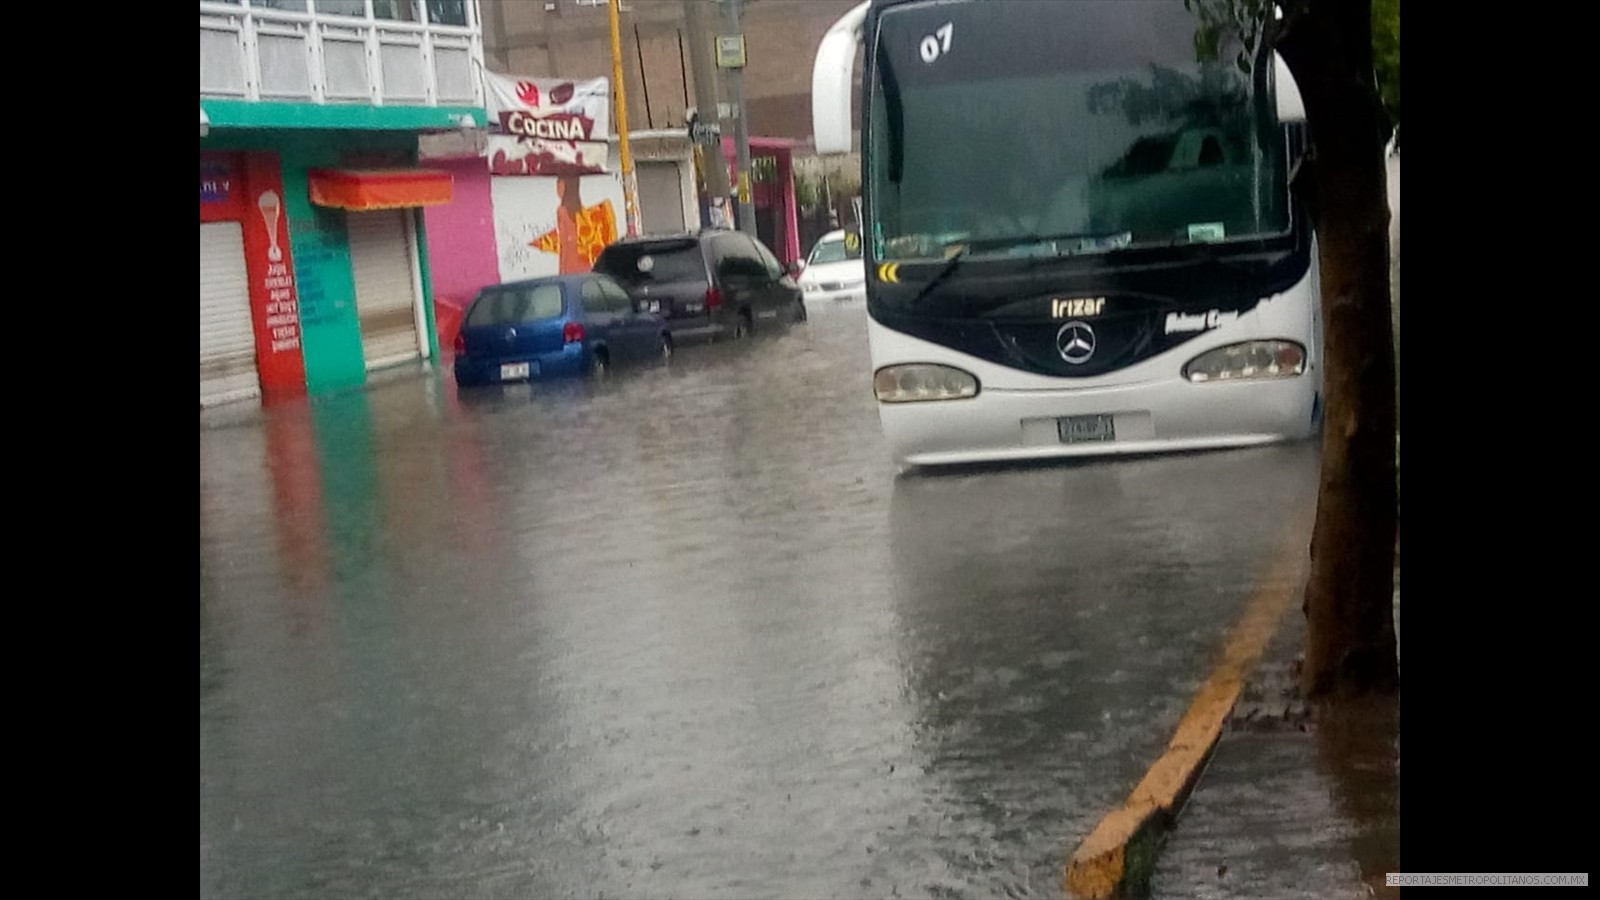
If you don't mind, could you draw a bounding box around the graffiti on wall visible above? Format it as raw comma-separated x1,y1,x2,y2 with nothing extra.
491,173,624,282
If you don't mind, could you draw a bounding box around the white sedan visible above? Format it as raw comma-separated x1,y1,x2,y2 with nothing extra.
796,229,867,304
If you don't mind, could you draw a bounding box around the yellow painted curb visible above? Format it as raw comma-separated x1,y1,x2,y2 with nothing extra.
1064,531,1308,899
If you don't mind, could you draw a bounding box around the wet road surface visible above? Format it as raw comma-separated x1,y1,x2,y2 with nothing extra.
200,301,1322,899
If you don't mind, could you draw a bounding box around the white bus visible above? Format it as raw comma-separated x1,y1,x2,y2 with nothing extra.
812,0,1324,469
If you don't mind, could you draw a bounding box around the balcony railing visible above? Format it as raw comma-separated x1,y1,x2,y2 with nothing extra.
200,0,485,109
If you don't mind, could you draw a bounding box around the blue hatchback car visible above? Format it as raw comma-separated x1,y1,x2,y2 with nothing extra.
453,273,673,386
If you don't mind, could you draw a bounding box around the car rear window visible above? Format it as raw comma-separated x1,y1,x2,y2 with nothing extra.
593,241,706,285
465,283,564,327
810,237,862,264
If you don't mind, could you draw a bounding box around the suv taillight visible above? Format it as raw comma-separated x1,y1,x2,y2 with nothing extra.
563,321,585,344
453,333,466,356
705,287,722,311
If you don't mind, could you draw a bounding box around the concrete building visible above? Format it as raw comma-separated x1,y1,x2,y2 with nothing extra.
479,0,864,151
200,0,488,406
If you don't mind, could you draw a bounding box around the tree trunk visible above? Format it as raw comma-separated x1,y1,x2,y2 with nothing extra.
1278,0,1399,698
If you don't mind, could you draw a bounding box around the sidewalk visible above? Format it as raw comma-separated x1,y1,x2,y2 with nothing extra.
1148,565,1401,899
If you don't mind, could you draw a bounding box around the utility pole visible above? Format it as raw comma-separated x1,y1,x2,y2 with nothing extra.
681,0,731,224
718,0,757,234
608,0,642,237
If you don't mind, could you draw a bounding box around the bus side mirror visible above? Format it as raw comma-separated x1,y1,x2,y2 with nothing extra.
1274,54,1306,123
812,2,869,154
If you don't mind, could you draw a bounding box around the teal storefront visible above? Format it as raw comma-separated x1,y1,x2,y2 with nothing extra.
201,100,484,398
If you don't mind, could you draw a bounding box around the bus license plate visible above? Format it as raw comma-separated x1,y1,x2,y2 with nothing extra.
500,362,531,381
1059,414,1115,444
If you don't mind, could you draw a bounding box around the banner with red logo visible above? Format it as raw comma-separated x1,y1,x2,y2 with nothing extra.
485,72,611,177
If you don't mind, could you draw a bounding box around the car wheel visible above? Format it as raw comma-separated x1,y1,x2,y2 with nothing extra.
588,349,609,378
659,333,674,363
734,311,752,339
793,298,808,323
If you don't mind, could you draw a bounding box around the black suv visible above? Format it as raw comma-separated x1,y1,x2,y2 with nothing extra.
591,230,806,343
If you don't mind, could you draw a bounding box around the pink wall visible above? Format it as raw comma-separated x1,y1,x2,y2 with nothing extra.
721,137,801,265
422,158,499,358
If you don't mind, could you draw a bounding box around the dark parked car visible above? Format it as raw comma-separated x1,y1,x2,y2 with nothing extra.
591,230,806,344
453,273,672,386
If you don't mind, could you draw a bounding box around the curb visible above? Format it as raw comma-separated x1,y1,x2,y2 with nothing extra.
1064,532,1307,899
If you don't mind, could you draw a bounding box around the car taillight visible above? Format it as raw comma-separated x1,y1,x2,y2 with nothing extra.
563,321,585,344
705,287,722,311
453,332,466,356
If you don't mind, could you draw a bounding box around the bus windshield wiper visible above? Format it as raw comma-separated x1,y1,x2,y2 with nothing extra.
905,245,969,308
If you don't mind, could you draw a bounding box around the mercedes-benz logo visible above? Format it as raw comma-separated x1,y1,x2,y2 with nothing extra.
1056,321,1096,365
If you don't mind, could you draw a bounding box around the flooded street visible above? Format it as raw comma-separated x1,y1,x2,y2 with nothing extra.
200,302,1321,899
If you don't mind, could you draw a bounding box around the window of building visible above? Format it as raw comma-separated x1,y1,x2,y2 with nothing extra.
372,1,419,22
313,0,366,17
426,0,467,26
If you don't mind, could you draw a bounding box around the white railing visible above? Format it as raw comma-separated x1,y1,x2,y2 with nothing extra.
200,0,485,109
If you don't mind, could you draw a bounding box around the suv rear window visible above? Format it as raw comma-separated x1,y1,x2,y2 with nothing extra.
593,240,707,286
465,283,564,327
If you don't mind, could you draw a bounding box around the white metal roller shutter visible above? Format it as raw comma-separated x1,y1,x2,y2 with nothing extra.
199,221,260,407
346,209,422,369
638,161,685,235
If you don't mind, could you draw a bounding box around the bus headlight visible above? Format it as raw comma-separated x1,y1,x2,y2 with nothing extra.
874,364,980,403
1183,341,1306,383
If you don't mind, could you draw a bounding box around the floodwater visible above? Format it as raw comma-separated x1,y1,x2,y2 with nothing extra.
201,301,1322,899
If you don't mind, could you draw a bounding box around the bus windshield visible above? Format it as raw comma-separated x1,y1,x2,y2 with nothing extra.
867,0,1291,263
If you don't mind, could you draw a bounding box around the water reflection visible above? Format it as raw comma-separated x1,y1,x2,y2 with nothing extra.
883,444,1319,897
1317,697,1401,900
201,305,1324,899
202,380,557,898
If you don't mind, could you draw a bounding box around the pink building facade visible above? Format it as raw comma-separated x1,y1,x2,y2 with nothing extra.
421,156,499,358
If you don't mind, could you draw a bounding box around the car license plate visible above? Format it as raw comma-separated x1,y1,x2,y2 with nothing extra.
1059,414,1115,444
500,362,531,381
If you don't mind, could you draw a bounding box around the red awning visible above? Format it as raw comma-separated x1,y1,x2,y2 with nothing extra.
307,168,454,211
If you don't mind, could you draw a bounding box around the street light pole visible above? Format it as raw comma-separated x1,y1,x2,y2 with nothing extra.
681,0,731,222
608,0,642,238
718,0,757,235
